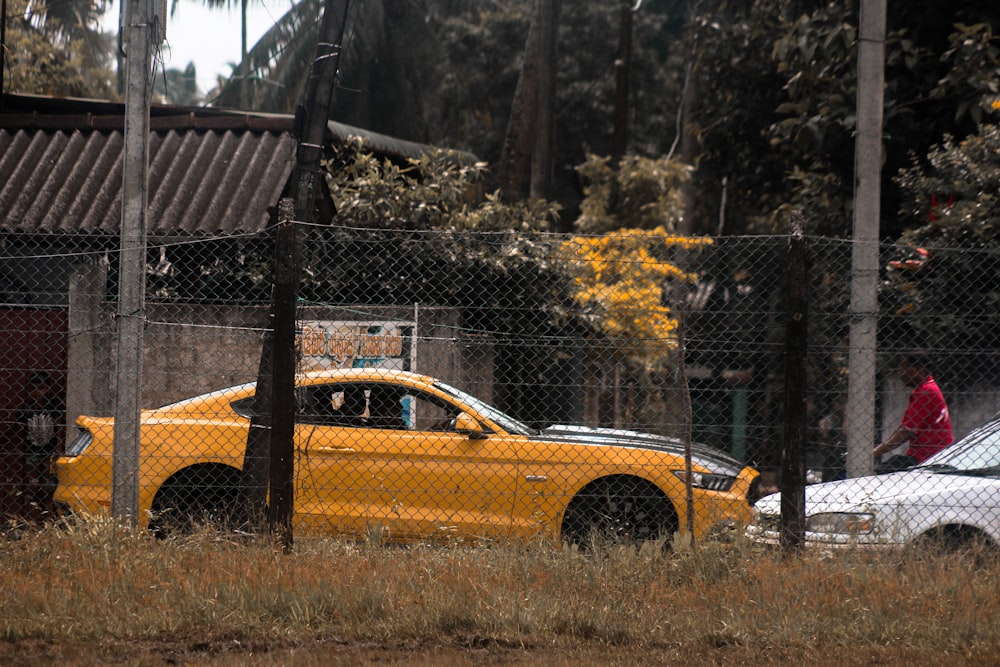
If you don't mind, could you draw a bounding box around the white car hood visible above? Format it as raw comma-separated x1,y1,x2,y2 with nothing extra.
756,470,1000,515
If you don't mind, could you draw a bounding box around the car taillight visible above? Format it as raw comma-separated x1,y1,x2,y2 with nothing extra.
65,428,94,456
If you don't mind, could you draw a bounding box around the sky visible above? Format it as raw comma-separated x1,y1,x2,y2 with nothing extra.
100,0,290,94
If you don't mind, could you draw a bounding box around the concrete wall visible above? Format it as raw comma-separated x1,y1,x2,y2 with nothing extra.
67,261,492,425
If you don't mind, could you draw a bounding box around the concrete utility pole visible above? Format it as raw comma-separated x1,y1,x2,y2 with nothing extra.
846,0,886,478
111,0,157,523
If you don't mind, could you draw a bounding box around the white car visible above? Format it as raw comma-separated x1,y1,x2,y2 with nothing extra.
746,416,1000,550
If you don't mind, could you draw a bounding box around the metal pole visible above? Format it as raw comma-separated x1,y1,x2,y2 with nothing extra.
846,0,886,478
111,0,155,523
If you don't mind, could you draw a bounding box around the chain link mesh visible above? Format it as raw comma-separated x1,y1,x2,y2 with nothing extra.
2,228,998,549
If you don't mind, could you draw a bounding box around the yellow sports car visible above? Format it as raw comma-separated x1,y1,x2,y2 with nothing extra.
55,369,759,546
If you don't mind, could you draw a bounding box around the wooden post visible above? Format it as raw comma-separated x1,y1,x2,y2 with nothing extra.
780,221,808,553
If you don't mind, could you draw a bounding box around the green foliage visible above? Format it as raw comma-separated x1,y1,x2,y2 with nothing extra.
929,23,1000,127
324,137,557,232
691,0,1000,239
575,154,690,234
223,0,685,213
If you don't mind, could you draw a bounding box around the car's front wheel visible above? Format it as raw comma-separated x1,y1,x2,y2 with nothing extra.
560,475,677,550
907,525,998,564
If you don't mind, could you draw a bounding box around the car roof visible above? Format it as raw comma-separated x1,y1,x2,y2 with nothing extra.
296,368,437,387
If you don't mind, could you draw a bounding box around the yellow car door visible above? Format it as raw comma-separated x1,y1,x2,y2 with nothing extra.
357,426,522,542
296,421,371,538
296,382,522,543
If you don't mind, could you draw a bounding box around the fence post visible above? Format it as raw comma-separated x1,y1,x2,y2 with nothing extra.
780,224,808,553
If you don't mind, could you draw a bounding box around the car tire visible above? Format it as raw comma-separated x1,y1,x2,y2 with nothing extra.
907,525,998,565
149,465,243,538
560,475,677,550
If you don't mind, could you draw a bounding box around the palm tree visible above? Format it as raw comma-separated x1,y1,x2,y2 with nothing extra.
210,0,322,111
3,0,116,98
211,0,461,136
25,0,114,67
174,0,264,107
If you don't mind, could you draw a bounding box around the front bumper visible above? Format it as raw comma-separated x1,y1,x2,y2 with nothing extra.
745,522,902,550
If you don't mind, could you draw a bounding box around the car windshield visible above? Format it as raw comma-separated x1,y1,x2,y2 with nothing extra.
433,381,536,436
919,417,1000,472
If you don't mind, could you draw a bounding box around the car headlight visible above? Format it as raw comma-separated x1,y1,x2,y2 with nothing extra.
65,429,94,456
805,512,875,535
673,470,736,492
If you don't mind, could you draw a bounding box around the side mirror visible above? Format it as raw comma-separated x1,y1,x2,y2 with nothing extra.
454,412,486,440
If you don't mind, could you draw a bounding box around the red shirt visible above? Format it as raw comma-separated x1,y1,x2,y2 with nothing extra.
900,376,953,463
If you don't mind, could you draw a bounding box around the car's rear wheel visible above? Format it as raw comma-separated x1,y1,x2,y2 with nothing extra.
560,475,677,550
149,464,243,538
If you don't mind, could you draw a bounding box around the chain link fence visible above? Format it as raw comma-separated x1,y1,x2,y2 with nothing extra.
2,226,999,549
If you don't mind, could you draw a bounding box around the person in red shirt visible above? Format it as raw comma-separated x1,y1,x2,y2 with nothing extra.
873,350,953,473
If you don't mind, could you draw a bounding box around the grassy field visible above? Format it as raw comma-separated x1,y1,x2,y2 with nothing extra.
1,517,997,665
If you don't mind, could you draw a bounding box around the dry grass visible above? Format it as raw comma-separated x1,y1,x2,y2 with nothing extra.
1,516,998,663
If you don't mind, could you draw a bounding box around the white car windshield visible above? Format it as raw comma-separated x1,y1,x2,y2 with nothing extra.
920,418,1000,473
433,381,536,436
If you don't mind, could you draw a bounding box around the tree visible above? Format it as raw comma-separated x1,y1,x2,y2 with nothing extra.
496,0,560,204
561,228,708,372
687,0,1000,239
3,0,116,98
889,121,1000,389
212,0,686,217
153,63,202,105
212,0,450,126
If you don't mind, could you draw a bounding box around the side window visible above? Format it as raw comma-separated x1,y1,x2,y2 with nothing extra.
299,384,367,427
295,383,461,431
351,383,458,431
400,390,459,432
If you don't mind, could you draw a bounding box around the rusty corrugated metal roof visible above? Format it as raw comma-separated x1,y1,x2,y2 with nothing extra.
1,94,479,237
0,127,296,236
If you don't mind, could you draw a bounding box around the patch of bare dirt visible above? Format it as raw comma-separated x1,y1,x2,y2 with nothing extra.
0,638,989,667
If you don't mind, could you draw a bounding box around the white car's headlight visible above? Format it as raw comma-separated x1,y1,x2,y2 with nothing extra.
805,512,875,535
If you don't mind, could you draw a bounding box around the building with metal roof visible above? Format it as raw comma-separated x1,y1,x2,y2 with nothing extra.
0,93,478,305
0,93,476,238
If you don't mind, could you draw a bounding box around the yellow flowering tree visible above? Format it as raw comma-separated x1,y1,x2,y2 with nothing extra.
563,154,710,371
563,229,709,370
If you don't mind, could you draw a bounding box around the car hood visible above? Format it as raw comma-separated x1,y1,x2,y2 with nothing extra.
536,424,746,475
755,469,1000,514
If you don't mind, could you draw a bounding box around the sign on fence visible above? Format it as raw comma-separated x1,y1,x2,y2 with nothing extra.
298,321,416,372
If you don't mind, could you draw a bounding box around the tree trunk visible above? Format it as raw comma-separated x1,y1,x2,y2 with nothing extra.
530,0,560,204
612,0,632,166
498,0,546,203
